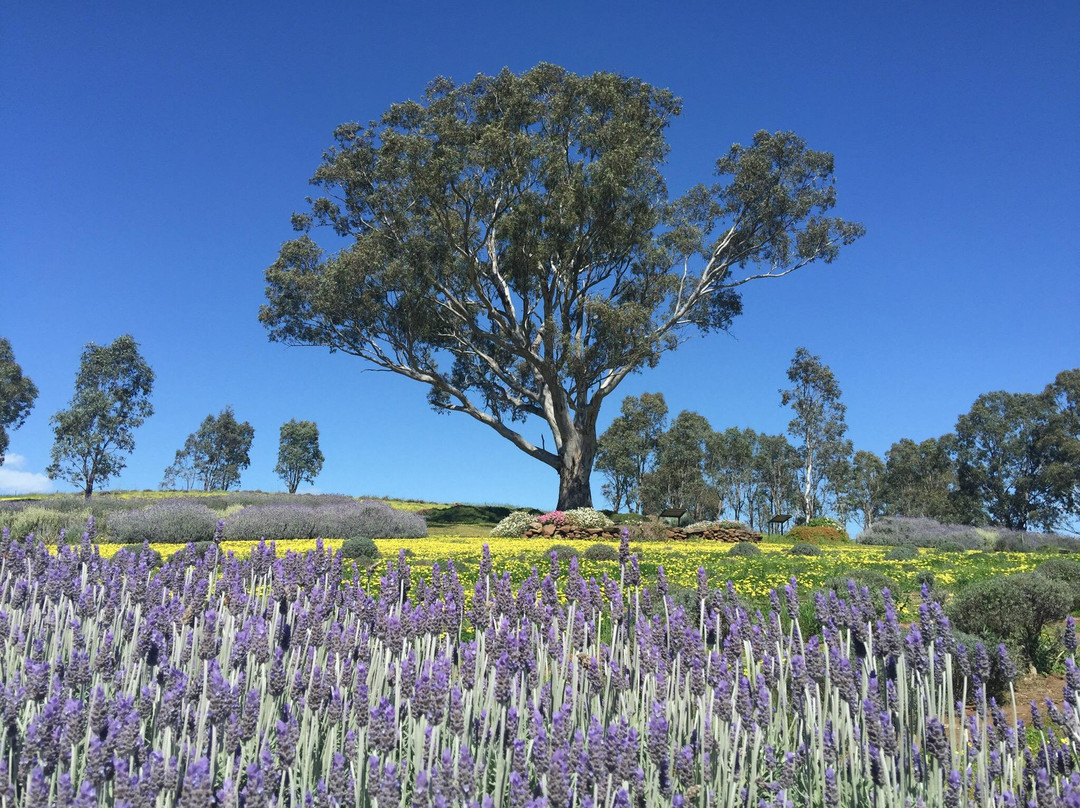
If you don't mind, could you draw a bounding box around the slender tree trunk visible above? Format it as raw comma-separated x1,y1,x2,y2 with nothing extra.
802,455,815,521
83,480,93,500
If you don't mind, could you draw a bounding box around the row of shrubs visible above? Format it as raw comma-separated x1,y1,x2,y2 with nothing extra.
856,515,1080,552
1,499,427,544
0,492,393,541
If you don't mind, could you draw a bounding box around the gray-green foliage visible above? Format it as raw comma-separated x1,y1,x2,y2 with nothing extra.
787,542,823,556
106,500,218,544
7,506,89,541
883,544,919,561
947,572,1072,671
340,536,379,560
0,337,38,465
46,335,154,498
582,543,619,561
261,65,863,510
274,419,324,494
856,516,986,549
728,541,762,557
1033,557,1080,610
222,501,425,542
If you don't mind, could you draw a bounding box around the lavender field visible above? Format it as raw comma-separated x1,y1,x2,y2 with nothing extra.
2,521,1080,807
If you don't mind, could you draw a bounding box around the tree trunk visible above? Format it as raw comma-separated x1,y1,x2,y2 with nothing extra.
83,479,94,500
556,436,596,510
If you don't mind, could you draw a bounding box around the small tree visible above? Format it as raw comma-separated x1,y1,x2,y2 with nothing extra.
843,449,886,531
47,335,154,498
169,407,255,491
705,426,758,525
275,419,324,494
641,410,714,519
0,338,38,465
754,432,800,527
780,347,848,521
594,392,668,512
160,434,201,491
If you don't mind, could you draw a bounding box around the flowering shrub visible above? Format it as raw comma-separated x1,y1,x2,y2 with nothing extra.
489,510,536,537
684,520,720,532
316,500,427,539
807,516,844,530
857,516,986,549
222,503,320,541
788,524,847,544
0,526,1073,807
107,499,219,544
563,507,614,529
536,509,568,526
223,500,425,541
7,506,89,541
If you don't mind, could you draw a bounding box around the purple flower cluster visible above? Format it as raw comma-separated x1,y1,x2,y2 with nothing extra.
1,518,1079,806
223,499,427,542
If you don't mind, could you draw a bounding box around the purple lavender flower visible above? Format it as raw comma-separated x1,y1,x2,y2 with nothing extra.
998,643,1017,682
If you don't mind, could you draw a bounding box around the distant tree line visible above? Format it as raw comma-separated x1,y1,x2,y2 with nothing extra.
0,333,325,497
596,349,1080,533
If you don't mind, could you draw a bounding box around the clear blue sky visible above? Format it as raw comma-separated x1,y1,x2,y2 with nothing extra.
2,1,1077,508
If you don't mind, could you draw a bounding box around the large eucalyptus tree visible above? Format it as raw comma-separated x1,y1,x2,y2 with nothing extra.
261,64,863,508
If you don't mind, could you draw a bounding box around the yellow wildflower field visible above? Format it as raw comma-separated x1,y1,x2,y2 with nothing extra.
88,532,1044,608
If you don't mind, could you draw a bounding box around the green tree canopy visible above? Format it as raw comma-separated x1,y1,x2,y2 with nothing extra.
780,347,850,521
843,449,887,531
705,426,759,525
0,338,38,465
754,433,801,527
954,370,1080,531
275,419,325,494
594,392,667,512
260,64,863,509
641,410,714,520
47,335,154,498
881,435,959,521
167,407,255,492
